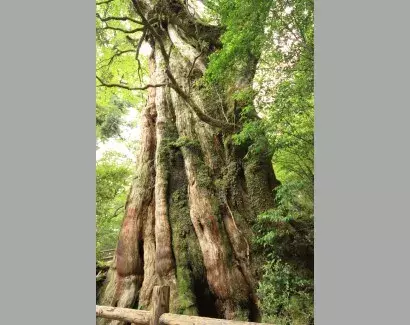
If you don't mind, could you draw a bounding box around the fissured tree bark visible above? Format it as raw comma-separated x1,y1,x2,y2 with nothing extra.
97,1,279,323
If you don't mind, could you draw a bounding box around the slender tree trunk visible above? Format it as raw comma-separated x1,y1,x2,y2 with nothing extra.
97,1,280,323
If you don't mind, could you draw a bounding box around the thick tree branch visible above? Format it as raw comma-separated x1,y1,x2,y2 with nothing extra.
96,75,167,91
131,0,237,131
96,13,143,25
131,0,170,64
100,24,144,34
166,73,236,130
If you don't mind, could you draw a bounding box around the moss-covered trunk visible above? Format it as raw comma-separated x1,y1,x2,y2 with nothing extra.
97,1,280,323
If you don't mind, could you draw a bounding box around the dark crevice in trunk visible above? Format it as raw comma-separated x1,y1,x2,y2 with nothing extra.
138,239,145,271
193,276,219,318
248,295,261,322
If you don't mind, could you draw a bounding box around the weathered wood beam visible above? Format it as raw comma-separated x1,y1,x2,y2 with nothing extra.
151,285,170,325
160,313,271,325
96,305,151,325
97,286,276,325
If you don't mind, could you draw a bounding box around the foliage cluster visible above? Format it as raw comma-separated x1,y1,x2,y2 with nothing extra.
96,151,133,261
96,0,148,142
203,0,314,323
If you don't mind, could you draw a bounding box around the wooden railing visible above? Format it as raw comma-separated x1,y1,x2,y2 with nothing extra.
100,248,115,262
96,286,275,325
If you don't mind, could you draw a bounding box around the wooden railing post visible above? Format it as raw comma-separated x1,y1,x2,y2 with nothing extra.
151,285,170,325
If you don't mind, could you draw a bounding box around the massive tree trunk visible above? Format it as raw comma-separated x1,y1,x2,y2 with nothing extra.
97,1,279,323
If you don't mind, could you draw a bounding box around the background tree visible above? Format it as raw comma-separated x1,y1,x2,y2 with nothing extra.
250,1,314,324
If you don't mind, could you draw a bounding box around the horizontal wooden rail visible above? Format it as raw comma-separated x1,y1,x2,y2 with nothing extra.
96,286,275,325
160,313,269,325
101,248,116,253
96,305,150,325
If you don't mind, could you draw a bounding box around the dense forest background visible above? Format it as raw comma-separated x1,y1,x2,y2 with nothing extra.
96,0,313,324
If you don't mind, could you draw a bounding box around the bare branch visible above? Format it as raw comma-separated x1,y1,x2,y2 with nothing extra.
96,75,167,91
187,49,204,81
99,24,144,34
96,13,142,25
97,49,135,71
131,0,169,64
107,205,125,221
131,0,237,131
135,29,147,82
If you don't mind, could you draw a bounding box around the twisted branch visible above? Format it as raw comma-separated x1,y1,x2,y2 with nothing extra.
96,75,167,91
131,0,237,131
